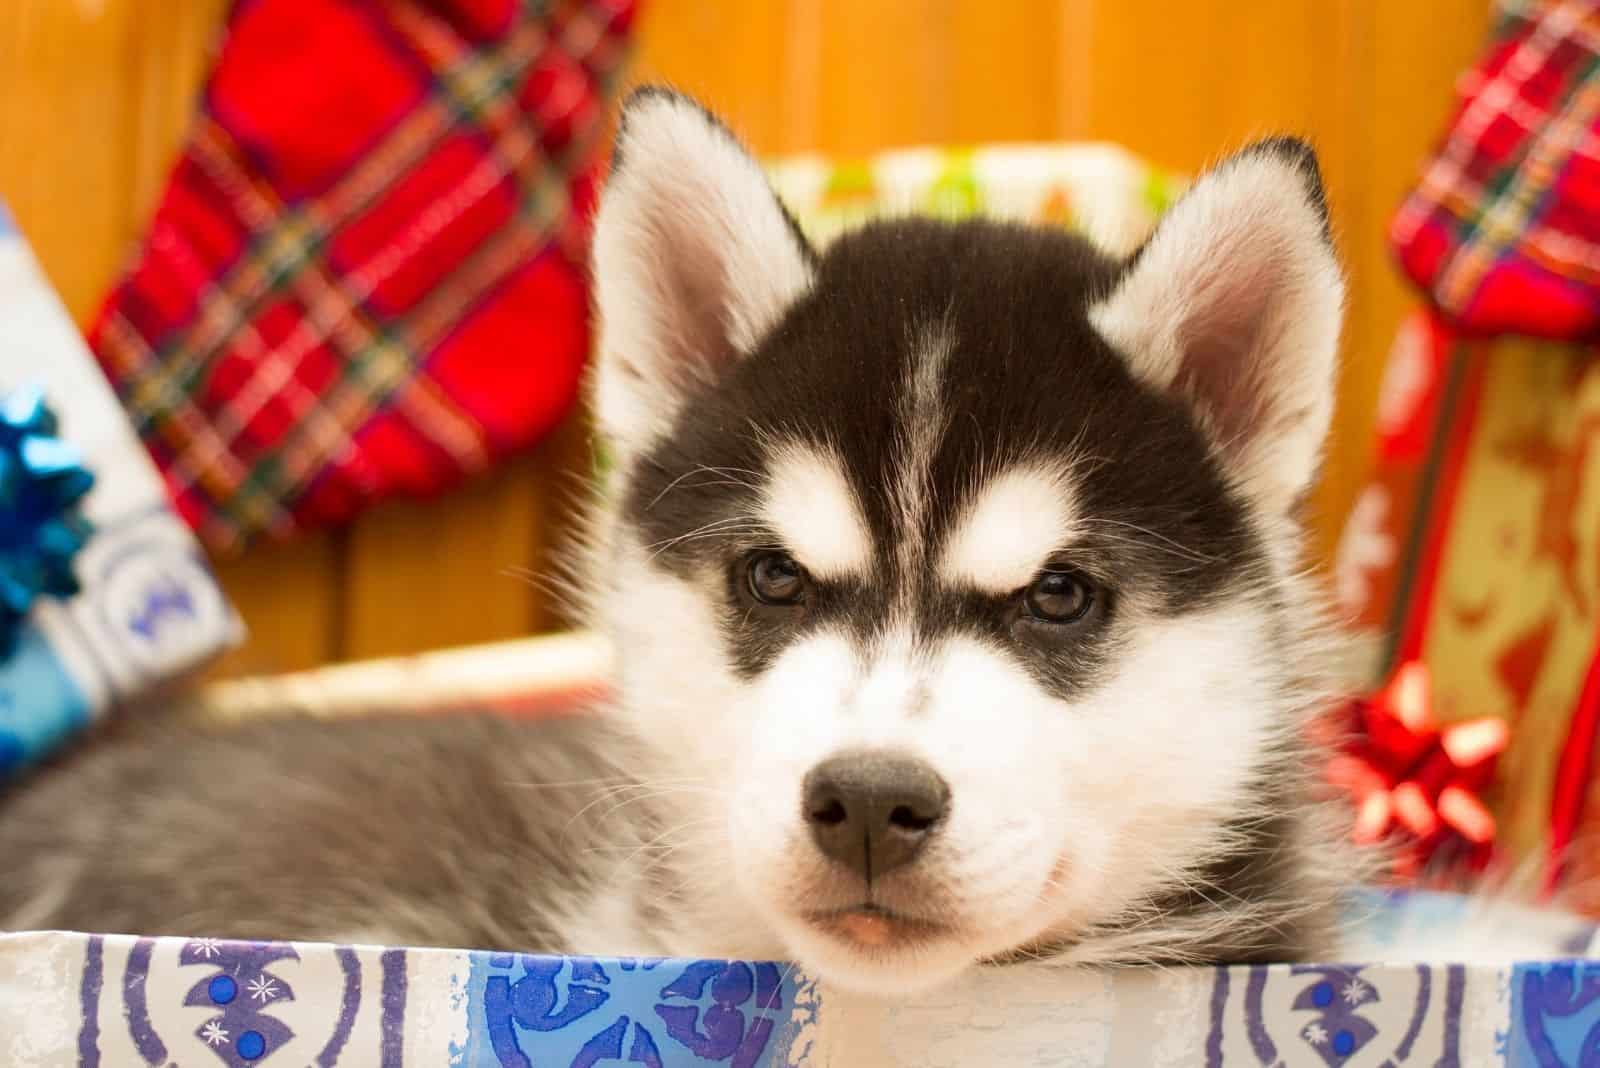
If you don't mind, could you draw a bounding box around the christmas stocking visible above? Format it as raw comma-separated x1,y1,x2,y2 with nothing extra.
1390,0,1600,339
91,0,637,553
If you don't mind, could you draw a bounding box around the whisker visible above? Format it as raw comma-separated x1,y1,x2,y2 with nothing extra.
646,465,765,510
1074,517,1222,564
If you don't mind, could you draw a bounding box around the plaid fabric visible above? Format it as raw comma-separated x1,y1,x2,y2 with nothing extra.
1390,0,1600,338
90,0,636,553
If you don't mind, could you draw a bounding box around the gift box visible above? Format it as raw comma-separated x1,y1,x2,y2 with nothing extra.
2,891,1596,1067
1335,320,1600,892
768,143,1182,258
23,635,1600,1064
0,202,241,775
1332,2,1600,891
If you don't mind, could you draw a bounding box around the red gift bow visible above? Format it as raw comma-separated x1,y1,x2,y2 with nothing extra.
1325,661,1508,875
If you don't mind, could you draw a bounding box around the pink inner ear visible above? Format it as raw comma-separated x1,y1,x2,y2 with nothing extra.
641,214,741,391
1169,255,1282,452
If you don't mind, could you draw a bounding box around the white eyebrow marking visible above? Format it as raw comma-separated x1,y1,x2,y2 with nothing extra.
761,444,873,578
891,320,955,598
939,465,1075,592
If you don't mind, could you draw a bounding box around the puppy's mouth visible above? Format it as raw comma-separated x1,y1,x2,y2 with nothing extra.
804,903,954,949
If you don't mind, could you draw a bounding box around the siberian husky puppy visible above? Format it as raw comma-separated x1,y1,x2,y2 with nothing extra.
3,87,1371,995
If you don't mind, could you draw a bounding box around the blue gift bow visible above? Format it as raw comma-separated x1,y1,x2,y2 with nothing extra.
0,384,94,655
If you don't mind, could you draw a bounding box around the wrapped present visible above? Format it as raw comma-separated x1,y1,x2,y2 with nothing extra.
1333,315,1600,892
769,144,1183,258
2,891,1595,1067
0,203,241,776
1336,1,1600,897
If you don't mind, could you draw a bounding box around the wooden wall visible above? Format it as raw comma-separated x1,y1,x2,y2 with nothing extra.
0,0,1491,674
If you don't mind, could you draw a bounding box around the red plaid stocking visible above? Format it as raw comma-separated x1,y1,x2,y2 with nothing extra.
1391,0,1600,339
91,0,636,553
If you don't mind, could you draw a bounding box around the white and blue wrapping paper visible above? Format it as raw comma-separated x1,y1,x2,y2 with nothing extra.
5,893,1600,1066
0,203,241,774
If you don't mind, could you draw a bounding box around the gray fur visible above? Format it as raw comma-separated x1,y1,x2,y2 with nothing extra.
0,714,659,952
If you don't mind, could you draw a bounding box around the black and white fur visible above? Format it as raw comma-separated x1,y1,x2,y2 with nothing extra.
4,88,1366,995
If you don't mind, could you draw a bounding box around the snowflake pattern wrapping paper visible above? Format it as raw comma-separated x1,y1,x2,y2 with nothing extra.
4,894,1600,1066
0,203,241,776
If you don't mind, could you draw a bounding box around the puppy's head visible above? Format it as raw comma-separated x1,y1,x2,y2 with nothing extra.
589,89,1344,993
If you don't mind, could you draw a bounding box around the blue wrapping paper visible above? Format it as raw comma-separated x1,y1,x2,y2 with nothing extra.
3,892,1599,1066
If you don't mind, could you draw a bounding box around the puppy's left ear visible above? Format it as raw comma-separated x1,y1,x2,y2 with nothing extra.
1090,138,1344,515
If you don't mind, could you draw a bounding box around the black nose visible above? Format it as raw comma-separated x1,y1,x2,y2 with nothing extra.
802,751,950,882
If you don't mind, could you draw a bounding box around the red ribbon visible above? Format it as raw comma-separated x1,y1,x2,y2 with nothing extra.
1325,661,1507,876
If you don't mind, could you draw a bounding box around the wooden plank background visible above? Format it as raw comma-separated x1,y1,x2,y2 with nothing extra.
0,0,1491,674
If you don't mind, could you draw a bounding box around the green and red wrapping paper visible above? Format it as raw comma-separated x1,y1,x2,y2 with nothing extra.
90,0,636,553
1335,319,1600,897
1339,1,1600,900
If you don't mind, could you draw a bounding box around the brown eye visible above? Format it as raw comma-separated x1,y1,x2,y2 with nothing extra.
1024,571,1095,624
747,551,807,606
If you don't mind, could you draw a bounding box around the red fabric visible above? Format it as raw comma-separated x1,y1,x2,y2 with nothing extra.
1394,344,1487,664
1551,619,1600,887
1330,310,1455,636
1390,1,1600,339
90,0,636,552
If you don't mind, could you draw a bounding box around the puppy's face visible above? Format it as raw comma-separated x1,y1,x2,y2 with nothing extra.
589,91,1343,993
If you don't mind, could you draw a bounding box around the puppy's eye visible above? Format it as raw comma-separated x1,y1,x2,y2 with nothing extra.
747,551,807,606
1023,571,1095,624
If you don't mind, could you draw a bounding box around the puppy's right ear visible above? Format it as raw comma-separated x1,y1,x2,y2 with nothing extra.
591,88,816,460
